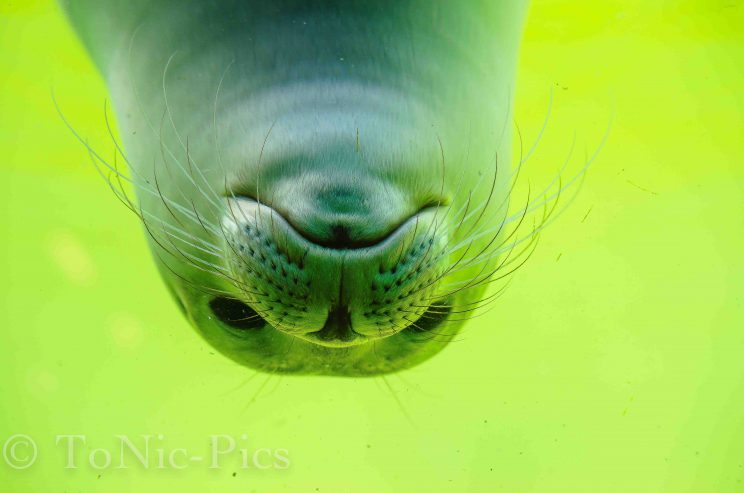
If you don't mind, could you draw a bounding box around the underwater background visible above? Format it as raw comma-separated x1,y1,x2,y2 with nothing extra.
1,0,743,491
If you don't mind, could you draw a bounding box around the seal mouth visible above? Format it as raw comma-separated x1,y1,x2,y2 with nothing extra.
229,192,446,251
217,195,450,348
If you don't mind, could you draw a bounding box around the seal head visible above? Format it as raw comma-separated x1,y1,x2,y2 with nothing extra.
62,0,528,375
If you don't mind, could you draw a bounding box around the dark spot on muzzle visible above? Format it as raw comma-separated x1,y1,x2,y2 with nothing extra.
209,297,266,330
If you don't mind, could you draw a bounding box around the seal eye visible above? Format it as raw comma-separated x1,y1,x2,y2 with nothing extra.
412,301,452,332
209,297,266,330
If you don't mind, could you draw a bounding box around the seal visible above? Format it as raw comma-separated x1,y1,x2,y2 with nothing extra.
61,0,531,375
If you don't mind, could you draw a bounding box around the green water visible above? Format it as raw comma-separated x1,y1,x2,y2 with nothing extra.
1,0,743,491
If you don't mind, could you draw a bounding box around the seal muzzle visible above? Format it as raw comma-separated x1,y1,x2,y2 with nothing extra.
222,197,448,347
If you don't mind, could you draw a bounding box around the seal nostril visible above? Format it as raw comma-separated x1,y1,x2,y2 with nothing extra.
209,297,266,330
411,300,452,332
314,303,354,342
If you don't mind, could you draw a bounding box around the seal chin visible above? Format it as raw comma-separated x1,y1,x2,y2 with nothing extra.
254,172,423,250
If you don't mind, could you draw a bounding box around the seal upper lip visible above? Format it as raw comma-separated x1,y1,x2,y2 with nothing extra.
221,196,450,347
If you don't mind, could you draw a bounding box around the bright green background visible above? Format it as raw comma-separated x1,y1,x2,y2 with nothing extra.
1,1,743,491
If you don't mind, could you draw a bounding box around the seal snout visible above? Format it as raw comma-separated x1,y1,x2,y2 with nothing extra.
220,195,449,347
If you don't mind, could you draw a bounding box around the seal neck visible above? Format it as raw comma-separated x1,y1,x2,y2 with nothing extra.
68,1,526,113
